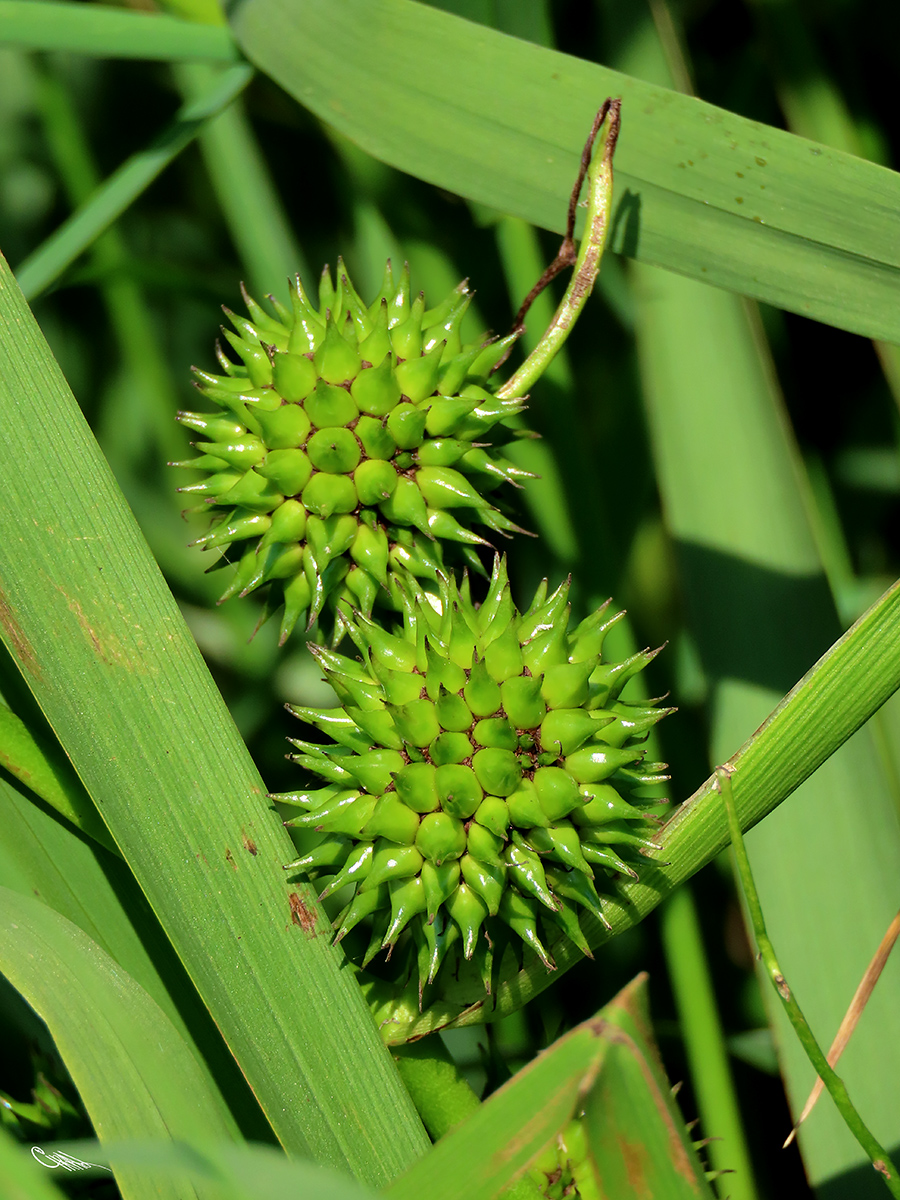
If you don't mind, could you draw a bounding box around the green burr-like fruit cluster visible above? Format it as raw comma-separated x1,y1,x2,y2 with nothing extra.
174,261,532,642
277,555,671,998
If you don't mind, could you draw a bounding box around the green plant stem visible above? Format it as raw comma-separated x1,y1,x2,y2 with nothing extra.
390,1037,541,1198
717,766,900,1197
392,1037,481,1140
496,100,619,401
16,63,253,300
660,885,759,1200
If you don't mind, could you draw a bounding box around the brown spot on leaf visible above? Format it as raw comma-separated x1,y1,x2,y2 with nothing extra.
0,591,41,680
289,892,318,935
619,1135,650,1193
225,848,236,870
241,831,258,856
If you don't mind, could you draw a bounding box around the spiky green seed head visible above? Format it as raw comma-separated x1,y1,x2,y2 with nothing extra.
277,555,672,1002
173,261,534,642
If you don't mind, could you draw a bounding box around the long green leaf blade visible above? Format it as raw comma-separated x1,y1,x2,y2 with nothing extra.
0,257,428,1179
385,1018,611,1200
582,975,714,1199
0,887,237,1199
232,0,900,343
0,770,261,1144
0,1,238,61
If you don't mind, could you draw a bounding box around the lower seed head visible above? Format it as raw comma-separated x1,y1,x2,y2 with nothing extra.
280,556,672,998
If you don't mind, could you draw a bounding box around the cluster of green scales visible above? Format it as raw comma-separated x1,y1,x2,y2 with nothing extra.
174,258,671,1002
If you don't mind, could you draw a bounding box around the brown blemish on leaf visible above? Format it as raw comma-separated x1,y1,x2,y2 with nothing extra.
289,892,318,935
62,593,132,668
241,831,258,856
618,1135,650,1194
0,591,41,679
600,1022,699,1186
225,847,236,870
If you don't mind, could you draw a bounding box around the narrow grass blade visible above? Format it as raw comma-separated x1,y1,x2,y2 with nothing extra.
0,258,428,1175
15,63,254,300
232,0,900,343
0,1,238,60
0,887,239,1199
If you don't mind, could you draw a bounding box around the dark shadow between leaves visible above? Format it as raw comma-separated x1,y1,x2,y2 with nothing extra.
675,540,838,695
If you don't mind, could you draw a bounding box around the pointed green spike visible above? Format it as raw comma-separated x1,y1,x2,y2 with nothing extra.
240,283,288,342
445,882,488,959
318,841,374,900
221,327,273,387
467,331,521,382
190,509,270,550
280,571,312,643
420,860,461,923
564,744,644,785
283,835,352,875
318,263,335,314
390,292,426,359
333,882,388,943
387,261,411,326
379,476,431,535
176,410,246,441
422,280,468,332
359,840,423,892
540,660,597,710
336,259,372,339
525,822,593,876
497,889,555,970
589,645,666,707
505,837,558,912
361,794,420,844
313,315,362,385
287,273,325,354
395,339,444,403
507,780,551,829
425,508,492,547
460,854,506,917
382,875,428,947
572,783,648,826
544,864,610,930
546,899,593,958
580,842,639,879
